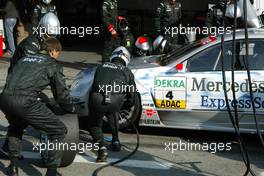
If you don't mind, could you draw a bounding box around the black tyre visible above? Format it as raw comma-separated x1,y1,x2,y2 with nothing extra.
103,94,141,130
40,114,79,167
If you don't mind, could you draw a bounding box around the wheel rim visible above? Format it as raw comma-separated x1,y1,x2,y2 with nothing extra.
103,106,135,126
119,106,134,125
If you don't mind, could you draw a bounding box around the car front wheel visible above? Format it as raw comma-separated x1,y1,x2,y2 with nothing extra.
40,114,79,167
103,94,141,130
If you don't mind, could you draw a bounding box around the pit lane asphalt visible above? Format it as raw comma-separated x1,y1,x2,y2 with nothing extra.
0,52,264,176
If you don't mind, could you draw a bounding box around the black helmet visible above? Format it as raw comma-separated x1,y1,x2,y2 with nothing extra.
118,18,130,35
218,0,230,9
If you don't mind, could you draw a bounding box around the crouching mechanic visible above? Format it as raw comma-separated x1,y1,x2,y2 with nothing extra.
0,38,75,176
89,46,136,162
0,12,61,159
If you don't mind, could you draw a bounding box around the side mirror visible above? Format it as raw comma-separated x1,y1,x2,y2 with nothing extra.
176,63,184,71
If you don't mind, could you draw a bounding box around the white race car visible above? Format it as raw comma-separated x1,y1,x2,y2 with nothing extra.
71,28,264,133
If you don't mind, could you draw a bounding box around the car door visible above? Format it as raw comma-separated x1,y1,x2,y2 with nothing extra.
155,41,236,131
159,38,264,132
219,39,264,132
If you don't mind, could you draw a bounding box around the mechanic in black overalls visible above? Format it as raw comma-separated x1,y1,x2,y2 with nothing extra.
117,17,134,56
205,0,248,32
154,0,182,48
0,38,74,176
205,0,227,29
101,0,121,63
89,46,136,162
32,0,57,27
0,12,61,159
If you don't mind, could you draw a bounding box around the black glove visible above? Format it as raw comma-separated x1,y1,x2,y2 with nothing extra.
60,104,76,114
48,104,67,115
38,92,50,104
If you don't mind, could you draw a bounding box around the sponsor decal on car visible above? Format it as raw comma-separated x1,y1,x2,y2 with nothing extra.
154,76,187,109
140,107,162,126
140,119,161,125
143,108,157,117
191,78,264,93
200,95,264,110
155,100,186,109
188,76,264,111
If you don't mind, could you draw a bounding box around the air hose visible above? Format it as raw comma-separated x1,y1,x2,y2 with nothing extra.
242,0,264,148
220,0,255,175
92,123,140,176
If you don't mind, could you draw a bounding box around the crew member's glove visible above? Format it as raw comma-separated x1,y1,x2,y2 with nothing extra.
37,92,50,104
49,104,76,115
108,24,118,38
60,103,76,114
67,105,76,114
50,104,66,115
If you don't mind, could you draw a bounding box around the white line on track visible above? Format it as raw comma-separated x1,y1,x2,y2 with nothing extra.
20,151,171,170
259,172,264,176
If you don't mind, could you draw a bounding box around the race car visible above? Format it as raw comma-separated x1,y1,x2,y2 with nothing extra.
70,28,264,133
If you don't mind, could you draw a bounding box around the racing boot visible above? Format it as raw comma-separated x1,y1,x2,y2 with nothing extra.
45,168,62,176
6,158,19,176
96,146,108,163
111,140,121,152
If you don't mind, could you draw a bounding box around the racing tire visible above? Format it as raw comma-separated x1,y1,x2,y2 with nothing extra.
40,114,79,167
103,94,141,130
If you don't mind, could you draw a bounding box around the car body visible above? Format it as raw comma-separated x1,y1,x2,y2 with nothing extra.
70,28,264,133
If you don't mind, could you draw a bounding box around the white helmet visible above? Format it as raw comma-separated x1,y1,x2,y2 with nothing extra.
39,12,60,38
153,35,167,54
42,0,52,5
110,47,131,66
135,36,150,52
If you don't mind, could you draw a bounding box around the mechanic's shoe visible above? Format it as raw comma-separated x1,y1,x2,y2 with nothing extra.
45,168,62,176
111,141,121,152
6,163,19,176
96,147,108,163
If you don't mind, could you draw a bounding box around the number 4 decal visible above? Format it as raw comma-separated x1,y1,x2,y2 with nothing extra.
166,91,174,100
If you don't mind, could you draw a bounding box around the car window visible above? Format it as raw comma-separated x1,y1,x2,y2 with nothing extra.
241,40,264,70
161,40,207,66
186,44,221,72
215,40,264,71
215,42,233,71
